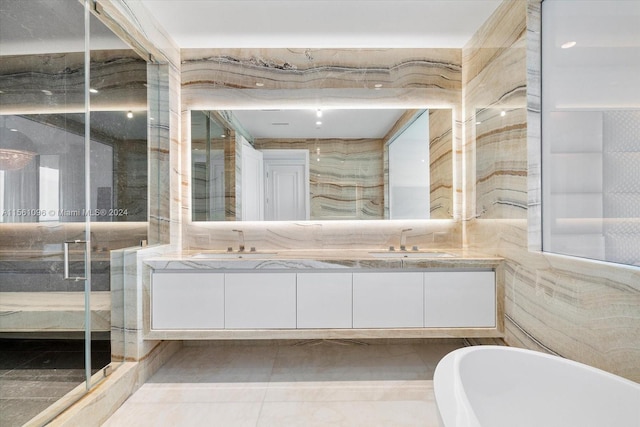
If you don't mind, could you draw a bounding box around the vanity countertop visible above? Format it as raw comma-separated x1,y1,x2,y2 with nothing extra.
144,249,503,270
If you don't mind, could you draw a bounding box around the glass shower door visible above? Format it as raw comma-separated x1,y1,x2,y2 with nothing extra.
0,1,148,425
0,0,97,424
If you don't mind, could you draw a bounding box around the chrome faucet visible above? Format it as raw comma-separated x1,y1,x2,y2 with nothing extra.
400,228,412,251
232,229,245,252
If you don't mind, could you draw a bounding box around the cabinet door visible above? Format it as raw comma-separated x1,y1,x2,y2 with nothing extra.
297,272,352,329
225,273,296,329
424,271,495,327
353,272,424,328
151,272,224,329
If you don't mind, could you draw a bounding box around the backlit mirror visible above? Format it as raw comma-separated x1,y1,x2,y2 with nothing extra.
192,107,453,221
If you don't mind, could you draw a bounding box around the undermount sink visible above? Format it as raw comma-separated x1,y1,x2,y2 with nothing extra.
192,252,278,259
369,251,456,258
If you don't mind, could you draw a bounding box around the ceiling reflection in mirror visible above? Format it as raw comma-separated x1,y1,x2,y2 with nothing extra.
192,107,453,221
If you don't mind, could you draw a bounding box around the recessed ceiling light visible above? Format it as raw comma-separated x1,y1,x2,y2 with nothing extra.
374,84,383,88
561,41,577,49
220,134,226,138
127,111,134,119
255,82,264,87
41,89,53,96
500,111,506,117
316,121,322,126
89,88,99,94
316,109,323,118
9,128,18,132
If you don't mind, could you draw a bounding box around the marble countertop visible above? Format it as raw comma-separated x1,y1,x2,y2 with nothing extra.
144,248,503,270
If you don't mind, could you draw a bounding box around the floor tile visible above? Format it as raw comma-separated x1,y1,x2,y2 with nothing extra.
256,400,442,427
104,402,263,427
0,339,111,427
102,341,463,426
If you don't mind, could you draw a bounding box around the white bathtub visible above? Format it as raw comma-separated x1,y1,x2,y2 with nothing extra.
433,345,640,427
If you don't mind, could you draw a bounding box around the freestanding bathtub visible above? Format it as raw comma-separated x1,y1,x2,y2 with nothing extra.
433,345,640,427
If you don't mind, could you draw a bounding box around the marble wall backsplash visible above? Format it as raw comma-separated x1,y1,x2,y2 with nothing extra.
465,0,640,382
183,220,460,252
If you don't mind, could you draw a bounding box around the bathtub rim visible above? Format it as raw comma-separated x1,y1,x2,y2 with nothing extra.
433,345,640,427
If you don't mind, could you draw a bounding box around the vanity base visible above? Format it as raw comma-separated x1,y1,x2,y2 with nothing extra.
145,328,504,341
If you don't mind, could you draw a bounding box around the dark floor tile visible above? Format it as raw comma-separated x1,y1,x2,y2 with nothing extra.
0,351,43,373
0,339,112,425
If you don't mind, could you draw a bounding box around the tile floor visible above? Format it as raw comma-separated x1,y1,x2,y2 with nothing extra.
0,338,111,427
103,339,465,427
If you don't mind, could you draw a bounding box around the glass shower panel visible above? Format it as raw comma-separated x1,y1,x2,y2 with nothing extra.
0,0,93,425
0,0,149,424
87,7,149,387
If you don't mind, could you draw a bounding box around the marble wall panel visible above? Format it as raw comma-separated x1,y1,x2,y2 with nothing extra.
465,0,640,382
111,244,178,363
464,4,527,222
475,106,528,218
182,48,461,93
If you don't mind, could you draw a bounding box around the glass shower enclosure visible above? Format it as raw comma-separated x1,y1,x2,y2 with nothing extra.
0,1,149,424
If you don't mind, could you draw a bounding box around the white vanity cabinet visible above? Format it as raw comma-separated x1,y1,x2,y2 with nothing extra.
352,272,424,328
148,266,500,337
424,271,496,327
151,272,225,329
297,272,353,328
225,272,297,329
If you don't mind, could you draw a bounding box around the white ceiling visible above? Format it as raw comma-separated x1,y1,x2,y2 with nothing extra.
139,0,503,48
233,108,407,139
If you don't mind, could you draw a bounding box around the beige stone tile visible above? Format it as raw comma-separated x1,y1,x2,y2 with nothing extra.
103,402,262,427
256,401,441,427
270,343,430,382
411,342,466,377
264,380,434,402
127,382,269,403
150,345,278,383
